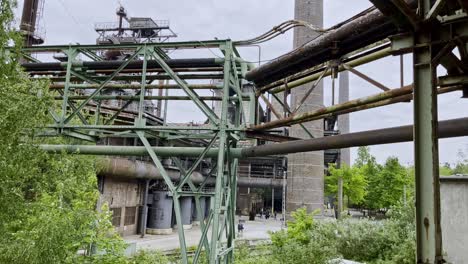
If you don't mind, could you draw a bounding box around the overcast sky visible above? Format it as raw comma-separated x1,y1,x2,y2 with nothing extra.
15,0,467,166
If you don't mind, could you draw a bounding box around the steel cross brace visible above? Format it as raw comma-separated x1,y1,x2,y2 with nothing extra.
172,157,212,261
270,93,315,139
63,47,143,125
148,47,220,125
136,131,190,264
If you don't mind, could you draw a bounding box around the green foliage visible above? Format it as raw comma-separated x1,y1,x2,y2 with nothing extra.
0,1,127,263
452,149,468,174
128,250,171,264
372,157,410,209
267,204,415,263
326,164,367,206
440,162,453,176
285,207,317,244
355,146,373,168
269,208,338,264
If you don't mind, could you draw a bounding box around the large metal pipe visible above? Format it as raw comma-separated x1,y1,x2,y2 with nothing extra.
54,95,249,101
241,117,468,157
266,47,391,94
40,117,468,158
49,83,221,90
21,58,223,71
245,1,416,86
97,157,283,188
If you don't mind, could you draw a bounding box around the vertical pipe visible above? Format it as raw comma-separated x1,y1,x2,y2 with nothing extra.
157,79,164,117
272,163,276,215
140,180,149,237
163,81,169,125
281,159,287,228
137,47,148,121
400,54,404,88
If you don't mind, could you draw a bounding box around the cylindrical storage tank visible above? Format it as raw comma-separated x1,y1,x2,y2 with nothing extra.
192,197,206,226
146,191,173,235
205,197,212,219
180,196,193,229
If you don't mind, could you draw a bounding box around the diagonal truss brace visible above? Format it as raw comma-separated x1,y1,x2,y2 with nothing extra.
148,47,220,125
136,131,189,264
63,48,143,125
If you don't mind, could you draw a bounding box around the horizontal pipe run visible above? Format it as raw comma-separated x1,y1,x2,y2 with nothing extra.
38,74,226,82
49,84,222,90
45,124,232,131
28,67,224,76
99,157,283,188
21,58,223,71
245,0,417,86
40,145,243,158
54,95,250,101
242,117,468,157
39,117,468,158
254,85,461,131
252,85,414,130
259,46,391,95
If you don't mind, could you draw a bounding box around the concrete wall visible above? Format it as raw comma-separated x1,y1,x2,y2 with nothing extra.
440,176,468,263
287,0,324,214
100,177,143,236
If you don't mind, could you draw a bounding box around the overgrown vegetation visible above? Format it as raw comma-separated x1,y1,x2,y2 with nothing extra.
0,1,128,263
326,146,415,212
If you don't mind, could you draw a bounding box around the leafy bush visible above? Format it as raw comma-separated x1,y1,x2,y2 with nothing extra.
270,208,339,264
128,250,171,264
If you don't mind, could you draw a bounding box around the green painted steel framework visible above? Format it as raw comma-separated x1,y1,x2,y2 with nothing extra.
20,1,468,263
23,40,254,264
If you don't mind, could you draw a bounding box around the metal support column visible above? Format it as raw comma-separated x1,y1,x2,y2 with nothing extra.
414,2,443,262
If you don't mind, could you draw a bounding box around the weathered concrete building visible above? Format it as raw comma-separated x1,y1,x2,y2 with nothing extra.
440,175,468,263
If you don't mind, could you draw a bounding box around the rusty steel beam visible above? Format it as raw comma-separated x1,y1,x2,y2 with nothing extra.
252,85,414,130
257,43,391,94
245,131,300,142
275,85,457,130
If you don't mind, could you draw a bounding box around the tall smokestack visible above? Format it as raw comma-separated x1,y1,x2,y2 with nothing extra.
287,0,324,214
20,0,43,47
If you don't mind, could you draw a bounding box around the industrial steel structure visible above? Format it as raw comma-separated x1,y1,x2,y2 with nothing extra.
17,0,468,263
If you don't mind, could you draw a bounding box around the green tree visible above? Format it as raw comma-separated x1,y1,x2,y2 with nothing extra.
439,162,453,176
326,164,367,206
453,149,468,175
0,1,126,263
366,157,410,210
355,146,373,168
